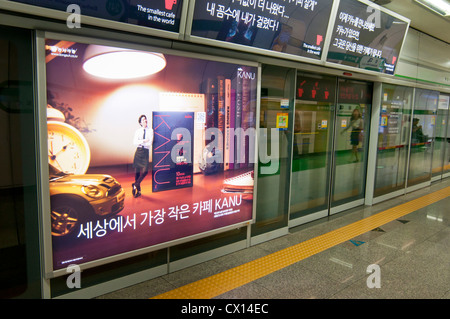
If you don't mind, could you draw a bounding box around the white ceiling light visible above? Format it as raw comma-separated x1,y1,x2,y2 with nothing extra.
83,45,166,80
414,0,450,16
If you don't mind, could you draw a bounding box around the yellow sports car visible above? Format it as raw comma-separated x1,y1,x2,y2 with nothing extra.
49,164,125,237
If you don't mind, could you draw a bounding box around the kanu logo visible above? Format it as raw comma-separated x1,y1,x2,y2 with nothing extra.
46,45,78,58
237,68,256,80
46,45,78,55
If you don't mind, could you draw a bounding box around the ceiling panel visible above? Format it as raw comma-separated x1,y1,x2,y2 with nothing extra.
373,0,450,43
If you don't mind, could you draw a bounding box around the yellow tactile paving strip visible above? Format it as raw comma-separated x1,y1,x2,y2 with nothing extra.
152,186,450,299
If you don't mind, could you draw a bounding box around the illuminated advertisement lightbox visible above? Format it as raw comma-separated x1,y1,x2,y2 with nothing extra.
11,0,184,33
190,0,334,59
44,38,257,271
326,0,409,74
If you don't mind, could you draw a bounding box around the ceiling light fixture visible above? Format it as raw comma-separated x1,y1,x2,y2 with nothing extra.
414,0,450,16
83,45,166,80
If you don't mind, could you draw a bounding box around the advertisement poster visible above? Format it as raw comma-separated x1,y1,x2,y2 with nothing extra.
326,0,409,74
45,38,257,271
191,0,333,59
276,112,288,130
11,0,184,33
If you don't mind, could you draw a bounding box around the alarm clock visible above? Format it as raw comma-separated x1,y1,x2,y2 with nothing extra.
47,120,91,175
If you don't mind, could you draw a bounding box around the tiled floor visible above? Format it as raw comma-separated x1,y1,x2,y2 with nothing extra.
97,179,450,299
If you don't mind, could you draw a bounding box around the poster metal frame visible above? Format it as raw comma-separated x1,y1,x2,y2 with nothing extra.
36,30,260,279
1,0,189,40
324,0,411,75
184,0,336,66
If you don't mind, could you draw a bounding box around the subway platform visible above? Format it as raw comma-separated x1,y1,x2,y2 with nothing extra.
96,178,450,300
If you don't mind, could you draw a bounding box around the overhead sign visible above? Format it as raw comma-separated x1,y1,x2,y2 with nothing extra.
10,0,185,33
296,74,336,102
326,0,409,74
438,95,449,110
190,0,334,60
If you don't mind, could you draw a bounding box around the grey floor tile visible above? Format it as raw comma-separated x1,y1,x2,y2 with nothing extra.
442,290,450,299
254,262,347,299
377,219,405,232
345,240,406,266
344,228,385,244
371,254,449,298
299,244,369,286
255,235,296,254
96,277,176,299
337,265,446,299
427,228,450,247
372,220,445,253
328,277,374,299
214,245,268,269
288,225,330,243
162,260,228,288
407,239,450,264
407,210,450,228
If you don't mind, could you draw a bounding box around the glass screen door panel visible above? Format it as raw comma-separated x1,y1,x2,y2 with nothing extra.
374,84,412,197
444,95,450,175
289,73,336,220
407,89,439,187
331,79,372,207
431,94,450,178
253,65,294,237
0,25,41,298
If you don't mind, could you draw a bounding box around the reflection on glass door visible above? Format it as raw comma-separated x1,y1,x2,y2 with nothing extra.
374,84,412,197
407,89,439,188
253,65,294,237
331,79,372,210
444,96,450,176
431,94,450,179
289,74,372,221
289,73,335,220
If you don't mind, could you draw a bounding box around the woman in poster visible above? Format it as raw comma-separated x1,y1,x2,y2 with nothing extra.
132,114,153,197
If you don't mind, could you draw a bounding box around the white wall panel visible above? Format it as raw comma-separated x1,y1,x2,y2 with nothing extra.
397,29,450,88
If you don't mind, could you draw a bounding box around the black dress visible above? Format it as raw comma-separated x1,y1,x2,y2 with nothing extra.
133,127,150,170
133,147,149,170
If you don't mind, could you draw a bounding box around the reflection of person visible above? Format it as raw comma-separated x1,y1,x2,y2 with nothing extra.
411,118,424,143
271,24,292,52
225,20,256,45
342,108,363,162
132,115,153,198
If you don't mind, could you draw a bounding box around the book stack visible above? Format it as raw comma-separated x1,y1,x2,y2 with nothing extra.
159,92,205,173
202,66,257,172
222,170,254,200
